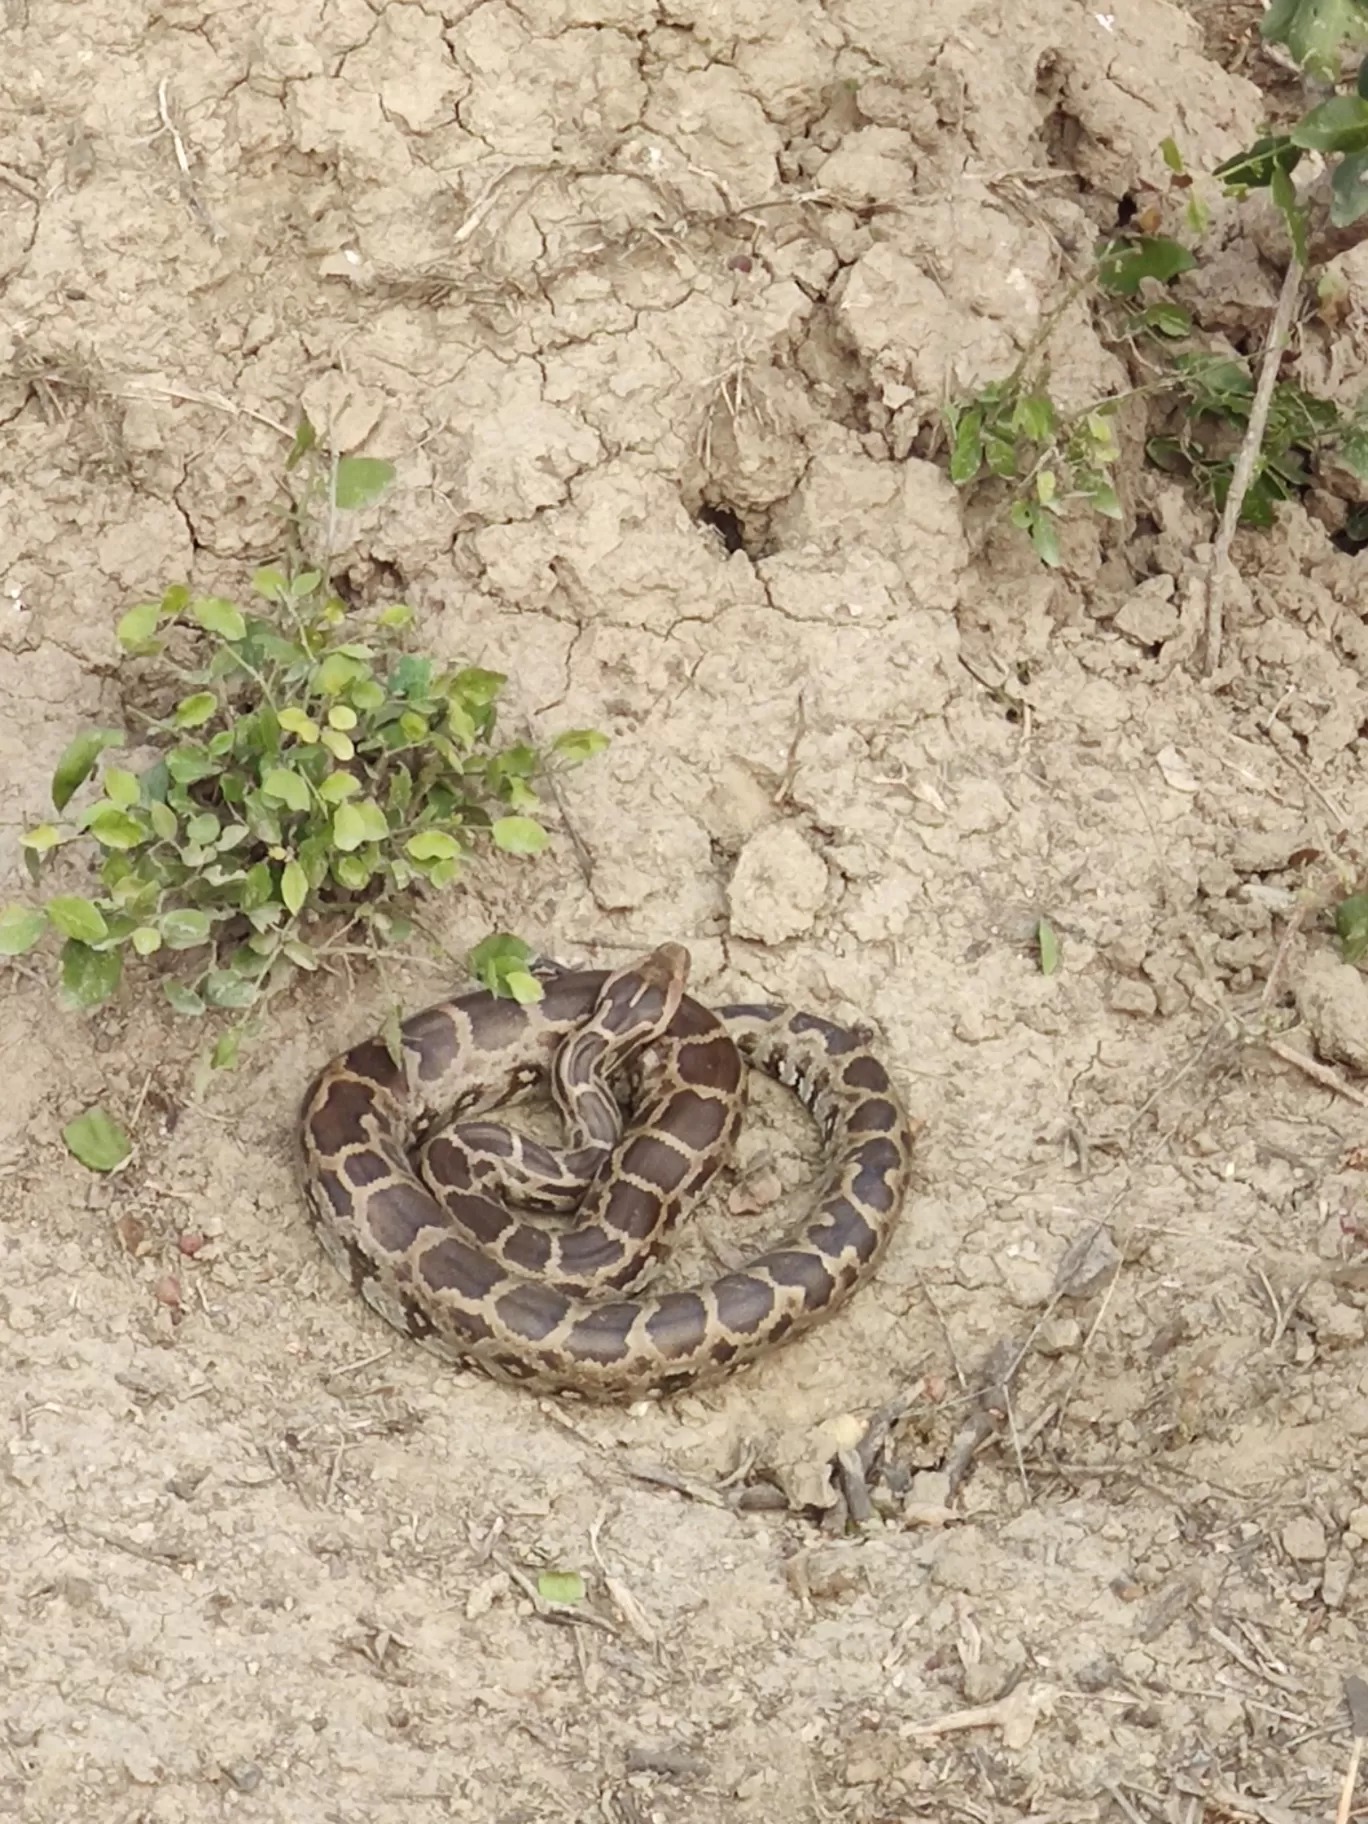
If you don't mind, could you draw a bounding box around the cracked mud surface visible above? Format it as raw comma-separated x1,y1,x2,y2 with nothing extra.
3,2,1368,1820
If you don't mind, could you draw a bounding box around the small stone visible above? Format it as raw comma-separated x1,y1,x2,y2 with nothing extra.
115,1214,150,1255
1110,979,1158,1017
1054,1227,1122,1300
727,822,828,944
1347,1505,1368,1542
1281,1514,1327,1563
224,1762,263,1793
1296,955,1368,1074
908,1470,951,1508
1036,1316,1083,1355
1114,584,1179,646
1321,1551,1353,1608
998,1255,1054,1308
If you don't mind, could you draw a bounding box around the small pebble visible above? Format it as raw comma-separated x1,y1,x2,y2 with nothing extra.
115,1214,149,1256
1322,1551,1353,1608
1281,1514,1327,1563
727,822,828,944
1036,1316,1083,1355
1110,979,1158,1017
152,1275,182,1309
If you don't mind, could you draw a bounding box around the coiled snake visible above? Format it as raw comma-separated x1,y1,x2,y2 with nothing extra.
297,944,915,1400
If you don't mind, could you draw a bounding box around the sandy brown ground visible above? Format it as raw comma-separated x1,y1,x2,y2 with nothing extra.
4,1,1368,1820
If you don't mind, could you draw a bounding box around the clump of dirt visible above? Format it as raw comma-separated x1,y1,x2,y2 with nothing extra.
2,1,1367,1821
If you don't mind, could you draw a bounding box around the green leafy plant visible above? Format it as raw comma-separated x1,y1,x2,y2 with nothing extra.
1144,353,1362,525
1214,6,1368,254
0,557,606,1069
944,382,1123,566
943,189,1368,559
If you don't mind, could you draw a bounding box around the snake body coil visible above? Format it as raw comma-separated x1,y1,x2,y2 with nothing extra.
297,945,914,1400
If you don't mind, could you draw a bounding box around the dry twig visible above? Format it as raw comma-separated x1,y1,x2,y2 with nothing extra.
1202,259,1303,674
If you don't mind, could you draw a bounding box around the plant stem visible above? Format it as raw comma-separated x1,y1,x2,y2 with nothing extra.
1202,257,1304,674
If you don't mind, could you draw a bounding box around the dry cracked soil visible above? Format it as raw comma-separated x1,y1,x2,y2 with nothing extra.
3,0,1368,1820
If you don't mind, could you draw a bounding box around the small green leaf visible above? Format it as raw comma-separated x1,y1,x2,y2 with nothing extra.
204,971,259,1010
261,767,311,813
490,816,549,857
550,728,609,766
1087,482,1124,521
1095,234,1197,296
174,691,218,729
59,939,123,1009
1160,136,1185,173
319,771,361,803
1137,301,1193,338
405,830,462,862
0,904,47,955
1291,92,1368,153
1271,163,1309,264
161,908,213,950
504,969,544,1005
130,926,162,956
52,729,124,812
536,1570,585,1606
316,653,367,696
1213,133,1302,193
1037,917,1061,976
252,565,289,599
148,801,178,841
62,1106,132,1173
285,412,317,471
46,896,110,944
189,596,247,640
332,802,366,852
333,853,373,890
241,861,275,912
279,707,320,742
1013,393,1055,442
320,728,355,761
449,666,506,707
166,746,219,786
948,406,984,484
21,823,69,854
1262,0,1368,79
85,804,147,851
378,602,414,627
103,766,140,808
1336,891,1368,963
468,932,536,997
332,798,388,851
211,1028,242,1070
333,456,396,512
163,981,207,1016
281,859,308,915
1331,146,1368,225
116,602,163,653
